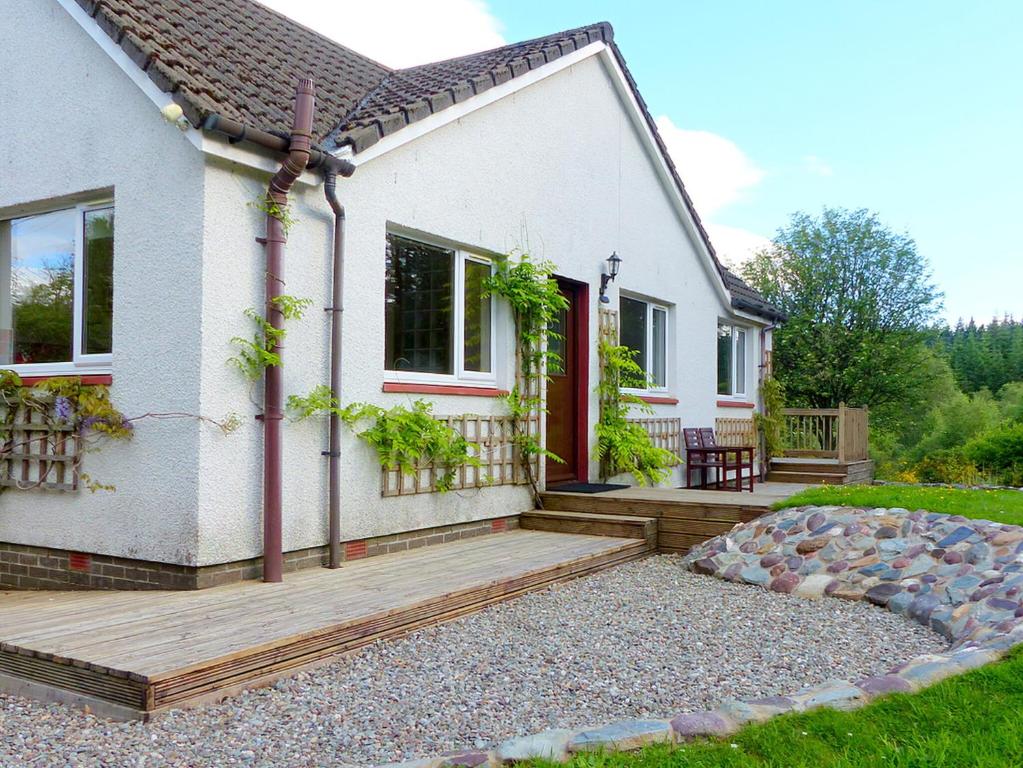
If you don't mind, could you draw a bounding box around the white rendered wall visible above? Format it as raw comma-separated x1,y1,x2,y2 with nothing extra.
0,1,206,563
195,52,765,564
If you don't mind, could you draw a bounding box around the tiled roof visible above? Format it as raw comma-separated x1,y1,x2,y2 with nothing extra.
723,269,786,322
73,0,392,140
326,23,614,152
72,0,779,320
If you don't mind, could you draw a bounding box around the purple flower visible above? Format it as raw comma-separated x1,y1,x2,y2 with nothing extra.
79,415,102,432
53,396,73,422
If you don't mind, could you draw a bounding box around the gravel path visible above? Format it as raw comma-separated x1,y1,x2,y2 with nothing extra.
0,555,944,767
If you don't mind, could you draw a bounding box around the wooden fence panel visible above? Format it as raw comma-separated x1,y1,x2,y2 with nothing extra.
715,417,757,457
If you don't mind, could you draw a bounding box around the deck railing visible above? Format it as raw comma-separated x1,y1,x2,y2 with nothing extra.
780,404,869,463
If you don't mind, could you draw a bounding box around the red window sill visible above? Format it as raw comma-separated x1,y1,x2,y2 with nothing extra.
382,382,508,397
19,374,112,386
717,399,755,409
637,395,679,405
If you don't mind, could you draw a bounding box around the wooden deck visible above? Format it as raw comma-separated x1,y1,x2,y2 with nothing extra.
540,482,806,554
0,529,649,719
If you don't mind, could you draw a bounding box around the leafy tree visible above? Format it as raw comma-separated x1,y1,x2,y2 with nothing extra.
742,207,942,429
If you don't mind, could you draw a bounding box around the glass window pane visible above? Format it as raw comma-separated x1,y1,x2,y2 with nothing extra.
1,209,76,365
547,307,567,376
620,296,647,385
82,208,114,355
652,307,667,388
463,259,491,373
717,323,732,395
384,235,453,374
735,328,746,395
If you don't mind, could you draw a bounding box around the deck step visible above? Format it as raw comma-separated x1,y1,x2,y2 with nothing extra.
521,510,657,549
539,490,773,555
766,470,847,485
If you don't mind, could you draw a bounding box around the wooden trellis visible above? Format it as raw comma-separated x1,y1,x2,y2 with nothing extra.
627,417,683,465
381,413,539,497
715,417,758,459
0,402,80,492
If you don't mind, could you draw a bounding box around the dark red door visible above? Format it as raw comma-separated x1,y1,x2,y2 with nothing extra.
545,279,587,485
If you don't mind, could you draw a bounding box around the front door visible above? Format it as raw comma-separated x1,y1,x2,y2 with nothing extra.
545,279,586,484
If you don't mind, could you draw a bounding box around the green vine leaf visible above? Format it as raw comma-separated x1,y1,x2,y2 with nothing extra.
483,253,569,502
288,390,485,493
229,296,310,381
595,339,680,485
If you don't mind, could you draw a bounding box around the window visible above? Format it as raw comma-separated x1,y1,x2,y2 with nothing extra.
384,233,494,381
717,323,748,396
620,296,668,390
0,200,114,374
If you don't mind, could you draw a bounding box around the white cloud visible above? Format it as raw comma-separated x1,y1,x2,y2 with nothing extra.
706,223,772,269
255,0,506,68
655,115,769,266
655,115,764,218
801,154,833,177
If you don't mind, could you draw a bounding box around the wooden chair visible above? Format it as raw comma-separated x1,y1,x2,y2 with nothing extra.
683,427,755,492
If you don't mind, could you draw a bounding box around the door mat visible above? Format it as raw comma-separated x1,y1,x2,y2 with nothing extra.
547,482,629,494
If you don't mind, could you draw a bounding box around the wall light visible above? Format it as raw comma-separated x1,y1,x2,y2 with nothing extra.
599,251,623,304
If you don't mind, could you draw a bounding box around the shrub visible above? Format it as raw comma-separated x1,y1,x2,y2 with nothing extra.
912,448,981,485
965,422,1023,486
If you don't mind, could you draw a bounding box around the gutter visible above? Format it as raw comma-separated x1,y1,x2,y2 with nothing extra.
203,113,355,177
731,296,787,324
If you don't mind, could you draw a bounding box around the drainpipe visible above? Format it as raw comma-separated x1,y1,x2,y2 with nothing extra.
323,172,346,569
260,79,315,583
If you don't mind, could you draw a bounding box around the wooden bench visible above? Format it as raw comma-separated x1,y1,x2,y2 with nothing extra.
683,427,755,492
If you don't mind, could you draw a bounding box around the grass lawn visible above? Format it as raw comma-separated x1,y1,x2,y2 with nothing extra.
530,648,1023,768
772,484,1023,527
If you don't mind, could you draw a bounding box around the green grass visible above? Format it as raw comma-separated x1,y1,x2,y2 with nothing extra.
530,649,1023,768
772,484,1023,526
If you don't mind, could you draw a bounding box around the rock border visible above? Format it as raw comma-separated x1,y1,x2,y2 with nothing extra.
378,506,1023,767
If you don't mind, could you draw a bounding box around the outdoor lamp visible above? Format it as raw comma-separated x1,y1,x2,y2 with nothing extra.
599,251,623,303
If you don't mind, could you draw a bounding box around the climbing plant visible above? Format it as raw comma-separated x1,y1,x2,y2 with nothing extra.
594,339,679,486
754,375,786,466
288,387,481,493
229,294,313,381
248,195,298,235
483,254,569,503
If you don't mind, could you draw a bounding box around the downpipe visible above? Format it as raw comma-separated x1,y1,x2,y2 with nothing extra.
323,171,346,569
260,78,315,583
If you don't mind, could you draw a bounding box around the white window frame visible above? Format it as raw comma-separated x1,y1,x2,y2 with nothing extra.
383,232,497,387
1,198,114,378
717,322,749,398
620,294,670,394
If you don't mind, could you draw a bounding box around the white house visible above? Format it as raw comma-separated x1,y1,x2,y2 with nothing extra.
0,0,782,590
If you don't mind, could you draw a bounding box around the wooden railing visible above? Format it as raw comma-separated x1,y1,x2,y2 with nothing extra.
780,404,869,462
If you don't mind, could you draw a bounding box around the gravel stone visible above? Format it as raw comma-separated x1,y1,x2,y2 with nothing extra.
0,555,942,767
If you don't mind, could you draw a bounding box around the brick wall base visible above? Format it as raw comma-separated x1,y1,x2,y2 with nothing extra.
0,515,520,591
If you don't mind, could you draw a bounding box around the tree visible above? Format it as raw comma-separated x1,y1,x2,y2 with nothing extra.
742,207,942,430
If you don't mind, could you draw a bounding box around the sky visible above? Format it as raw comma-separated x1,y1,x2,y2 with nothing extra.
260,0,1022,325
